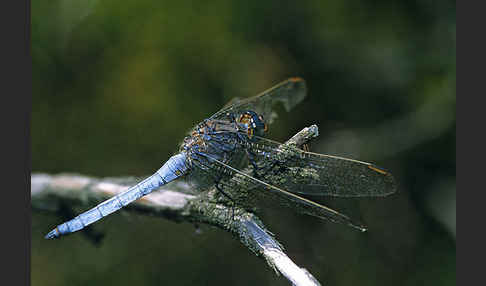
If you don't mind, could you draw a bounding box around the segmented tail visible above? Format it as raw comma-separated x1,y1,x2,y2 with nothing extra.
45,153,188,239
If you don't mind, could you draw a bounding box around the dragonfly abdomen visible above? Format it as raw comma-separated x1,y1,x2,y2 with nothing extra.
45,153,189,239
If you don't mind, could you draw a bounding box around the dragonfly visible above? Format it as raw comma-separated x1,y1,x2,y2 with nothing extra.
45,77,396,239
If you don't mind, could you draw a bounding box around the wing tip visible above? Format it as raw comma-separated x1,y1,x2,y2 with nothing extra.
288,76,305,83
287,77,307,89
368,164,389,175
348,222,367,232
367,164,398,196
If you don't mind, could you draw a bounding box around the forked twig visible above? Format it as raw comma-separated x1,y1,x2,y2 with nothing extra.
31,125,322,286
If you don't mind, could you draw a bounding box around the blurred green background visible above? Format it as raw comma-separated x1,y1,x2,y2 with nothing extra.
31,0,456,285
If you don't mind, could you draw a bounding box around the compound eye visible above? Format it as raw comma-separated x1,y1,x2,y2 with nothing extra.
238,113,252,124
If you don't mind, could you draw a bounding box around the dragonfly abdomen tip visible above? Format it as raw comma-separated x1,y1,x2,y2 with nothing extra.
44,228,60,239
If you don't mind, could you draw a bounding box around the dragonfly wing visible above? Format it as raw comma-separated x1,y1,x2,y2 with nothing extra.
220,97,243,110
197,152,367,231
213,132,397,197
209,78,307,125
278,151,397,197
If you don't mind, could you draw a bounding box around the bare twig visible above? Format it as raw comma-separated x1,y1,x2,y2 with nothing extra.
32,125,322,286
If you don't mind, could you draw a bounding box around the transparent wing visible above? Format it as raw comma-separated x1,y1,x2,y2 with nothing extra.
219,97,243,110
211,132,397,197
196,152,366,231
210,77,307,125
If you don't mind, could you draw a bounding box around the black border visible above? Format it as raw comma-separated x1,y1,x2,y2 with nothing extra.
2,0,31,284
459,1,479,285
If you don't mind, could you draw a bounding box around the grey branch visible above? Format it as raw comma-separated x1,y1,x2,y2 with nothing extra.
32,125,322,286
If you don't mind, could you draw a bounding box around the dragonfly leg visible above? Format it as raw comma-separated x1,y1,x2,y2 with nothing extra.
302,143,310,152
246,150,266,178
246,149,285,180
214,179,236,221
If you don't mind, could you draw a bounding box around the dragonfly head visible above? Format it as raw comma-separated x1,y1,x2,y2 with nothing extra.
238,110,267,139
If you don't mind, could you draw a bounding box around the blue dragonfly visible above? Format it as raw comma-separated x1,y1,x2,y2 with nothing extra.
45,77,396,239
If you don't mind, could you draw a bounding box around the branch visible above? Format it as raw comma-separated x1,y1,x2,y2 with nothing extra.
32,125,322,286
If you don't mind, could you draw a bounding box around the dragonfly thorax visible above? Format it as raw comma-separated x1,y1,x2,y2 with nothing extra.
180,110,267,168
180,120,235,156
181,110,267,154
